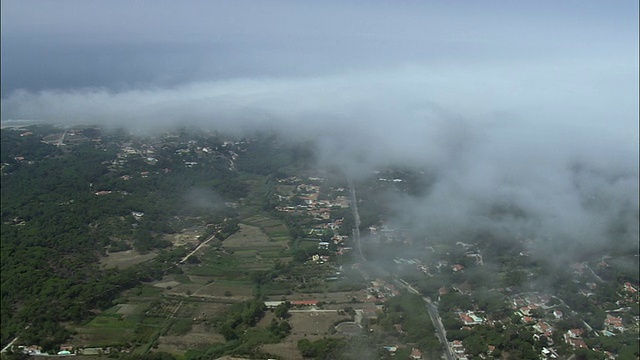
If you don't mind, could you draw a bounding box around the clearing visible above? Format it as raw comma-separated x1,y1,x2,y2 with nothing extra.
100,250,157,269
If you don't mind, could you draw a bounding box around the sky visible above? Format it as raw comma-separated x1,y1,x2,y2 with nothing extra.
1,0,639,257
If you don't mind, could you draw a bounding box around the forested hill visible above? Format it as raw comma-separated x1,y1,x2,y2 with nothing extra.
0,125,314,350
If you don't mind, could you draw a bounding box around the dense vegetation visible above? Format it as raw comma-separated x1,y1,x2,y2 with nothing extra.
0,126,313,350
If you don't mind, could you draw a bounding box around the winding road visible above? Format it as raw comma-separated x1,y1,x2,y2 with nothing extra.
177,230,220,264
347,179,454,360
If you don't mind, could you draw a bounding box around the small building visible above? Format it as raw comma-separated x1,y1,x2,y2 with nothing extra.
604,315,624,332
553,310,563,319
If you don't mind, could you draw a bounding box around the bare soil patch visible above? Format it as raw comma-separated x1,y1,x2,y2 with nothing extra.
153,281,181,289
223,224,286,250
100,250,157,269
165,227,205,247
156,323,225,355
115,304,139,315
335,322,361,335
260,309,351,359
191,282,253,298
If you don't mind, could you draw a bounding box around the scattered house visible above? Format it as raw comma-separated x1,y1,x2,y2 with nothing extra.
291,300,319,306
264,301,285,308
450,340,467,357
451,264,465,272
383,346,398,353
553,310,563,319
487,345,496,355
623,282,637,294
541,347,559,359
20,346,43,355
564,328,589,349
459,311,484,325
604,315,624,332
318,241,330,250
533,321,554,337
565,336,588,350
20,131,33,137
95,190,112,196
131,211,144,220
566,328,584,339
519,306,533,316
410,347,422,359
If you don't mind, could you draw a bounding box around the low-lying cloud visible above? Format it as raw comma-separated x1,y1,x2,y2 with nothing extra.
1,0,637,260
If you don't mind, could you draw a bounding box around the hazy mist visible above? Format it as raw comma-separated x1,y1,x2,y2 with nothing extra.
2,0,638,258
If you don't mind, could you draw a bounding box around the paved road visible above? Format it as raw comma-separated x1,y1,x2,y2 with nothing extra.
347,179,365,263
55,130,68,146
177,230,220,264
396,279,456,360
348,179,453,360
1,336,19,353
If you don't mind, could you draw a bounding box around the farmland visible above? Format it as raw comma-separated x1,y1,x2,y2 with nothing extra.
70,219,298,355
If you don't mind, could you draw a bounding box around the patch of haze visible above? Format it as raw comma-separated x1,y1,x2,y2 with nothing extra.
1,52,637,265
183,187,225,212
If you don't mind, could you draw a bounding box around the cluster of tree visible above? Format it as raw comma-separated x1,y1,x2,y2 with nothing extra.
376,293,440,352
182,299,292,359
216,300,267,341
0,126,287,349
297,338,348,359
234,133,316,176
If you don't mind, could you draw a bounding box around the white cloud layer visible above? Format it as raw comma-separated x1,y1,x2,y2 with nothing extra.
1,0,638,257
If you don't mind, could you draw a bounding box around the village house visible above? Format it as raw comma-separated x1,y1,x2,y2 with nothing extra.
604,315,624,332
533,321,554,337
564,328,588,350
553,310,563,319
623,282,637,294
459,311,484,326
451,264,465,272
450,340,468,359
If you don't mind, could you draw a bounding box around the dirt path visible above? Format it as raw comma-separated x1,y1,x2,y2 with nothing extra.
177,231,220,264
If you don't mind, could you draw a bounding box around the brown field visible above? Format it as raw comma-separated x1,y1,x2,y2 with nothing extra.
165,227,205,247
153,281,181,289
221,224,290,271
190,282,253,298
156,323,225,355
223,223,284,249
260,309,351,360
115,304,139,315
100,250,157,269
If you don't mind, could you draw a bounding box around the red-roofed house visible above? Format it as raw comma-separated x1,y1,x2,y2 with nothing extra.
624,282,637,294
604,315,624,332
567,329,584,339
291,300,319,306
